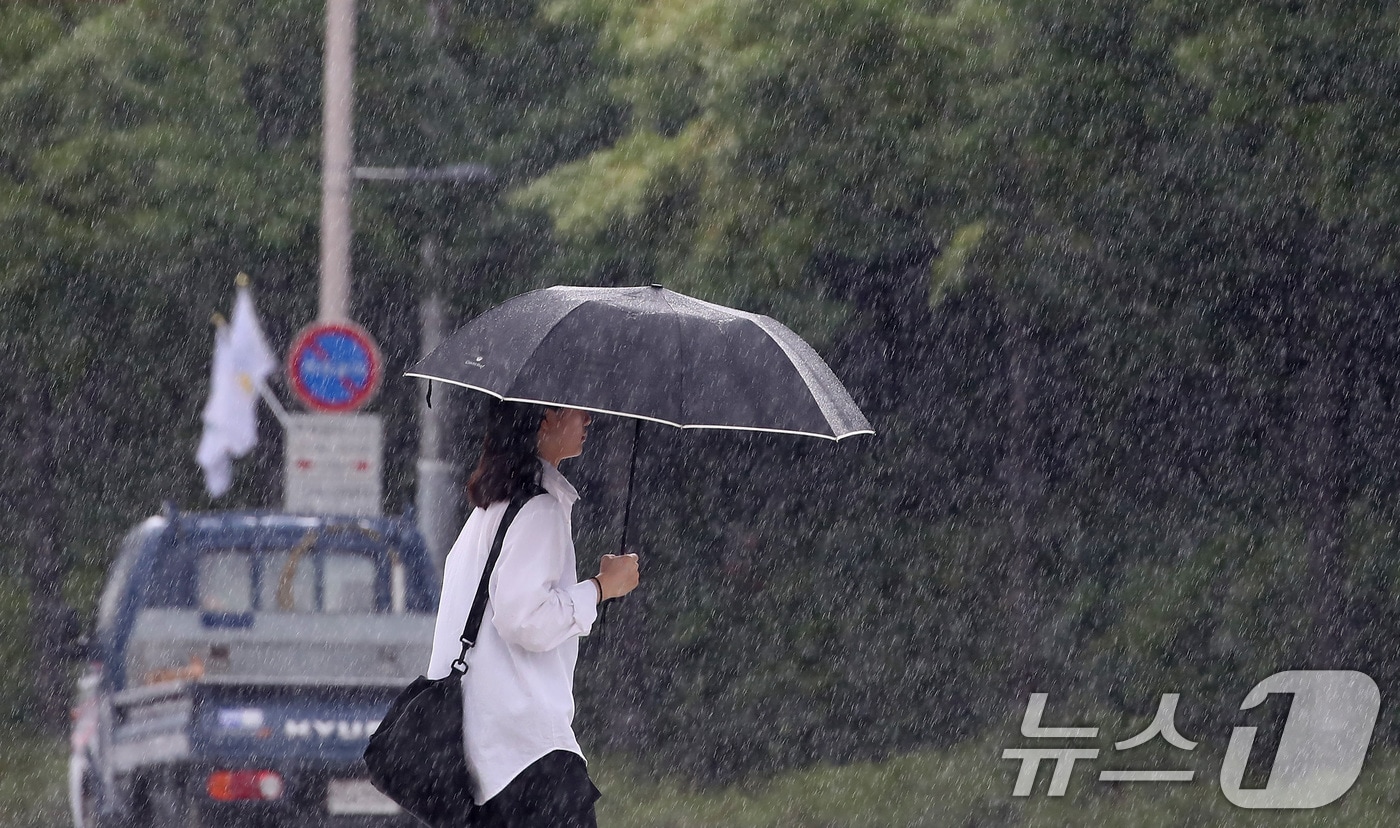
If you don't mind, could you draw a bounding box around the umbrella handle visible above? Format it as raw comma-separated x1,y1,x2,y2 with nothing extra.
619,417,641,557
600,418,643,625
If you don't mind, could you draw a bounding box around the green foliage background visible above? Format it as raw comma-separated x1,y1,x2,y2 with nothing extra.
5,0,1400,802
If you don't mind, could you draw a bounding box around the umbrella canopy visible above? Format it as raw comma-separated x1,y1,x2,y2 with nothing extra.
405,284,873,440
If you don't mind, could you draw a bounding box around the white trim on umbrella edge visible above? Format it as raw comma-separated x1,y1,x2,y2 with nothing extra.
404,372,877,441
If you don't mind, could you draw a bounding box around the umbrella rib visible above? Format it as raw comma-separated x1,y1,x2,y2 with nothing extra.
501,295,598,395
748,316,868,433
657,288,687,424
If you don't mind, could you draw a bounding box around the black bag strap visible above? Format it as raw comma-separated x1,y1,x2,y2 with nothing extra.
450,489,541,675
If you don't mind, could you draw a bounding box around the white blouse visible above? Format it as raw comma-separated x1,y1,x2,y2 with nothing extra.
426,459,600,804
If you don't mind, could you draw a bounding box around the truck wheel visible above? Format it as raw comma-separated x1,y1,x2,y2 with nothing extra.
76,771,99,828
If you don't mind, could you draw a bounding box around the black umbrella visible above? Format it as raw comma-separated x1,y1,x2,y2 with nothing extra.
405,284,873,566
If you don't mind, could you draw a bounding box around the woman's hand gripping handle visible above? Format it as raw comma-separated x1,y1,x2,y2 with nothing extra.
593,553,640,602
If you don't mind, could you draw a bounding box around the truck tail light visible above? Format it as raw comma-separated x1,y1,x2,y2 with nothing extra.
207,770,284,801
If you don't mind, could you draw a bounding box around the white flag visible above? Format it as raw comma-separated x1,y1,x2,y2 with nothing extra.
197,286,278,497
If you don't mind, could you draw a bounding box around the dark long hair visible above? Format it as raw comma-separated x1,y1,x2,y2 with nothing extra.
467,399,547,508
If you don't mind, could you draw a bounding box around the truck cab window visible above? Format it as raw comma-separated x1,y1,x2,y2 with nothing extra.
198,551,253,612
391,555,407,614
323,552,377,613
97,530,146,635
259,549,316,612
196,544,388,613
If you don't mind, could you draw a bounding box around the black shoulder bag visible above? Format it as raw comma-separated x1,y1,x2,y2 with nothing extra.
365,492,536,827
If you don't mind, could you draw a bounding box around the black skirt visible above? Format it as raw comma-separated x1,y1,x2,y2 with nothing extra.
471,750,602,828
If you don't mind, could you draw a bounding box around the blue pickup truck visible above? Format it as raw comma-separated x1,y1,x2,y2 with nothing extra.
70,506,441,828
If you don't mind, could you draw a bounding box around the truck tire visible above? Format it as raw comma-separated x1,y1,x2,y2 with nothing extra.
76,771,100,828
91,808,131,828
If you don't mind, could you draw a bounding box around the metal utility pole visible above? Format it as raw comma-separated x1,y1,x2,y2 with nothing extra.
320,0,356,322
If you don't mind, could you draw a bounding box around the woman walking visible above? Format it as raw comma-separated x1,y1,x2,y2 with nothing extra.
427,400,640,827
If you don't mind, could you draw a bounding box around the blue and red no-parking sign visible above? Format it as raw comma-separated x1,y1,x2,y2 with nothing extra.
287,321,382,412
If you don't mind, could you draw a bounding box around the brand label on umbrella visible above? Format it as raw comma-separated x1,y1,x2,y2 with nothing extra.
287,322,382,413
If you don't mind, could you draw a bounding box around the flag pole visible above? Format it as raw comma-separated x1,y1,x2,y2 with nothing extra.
255,379,291,427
